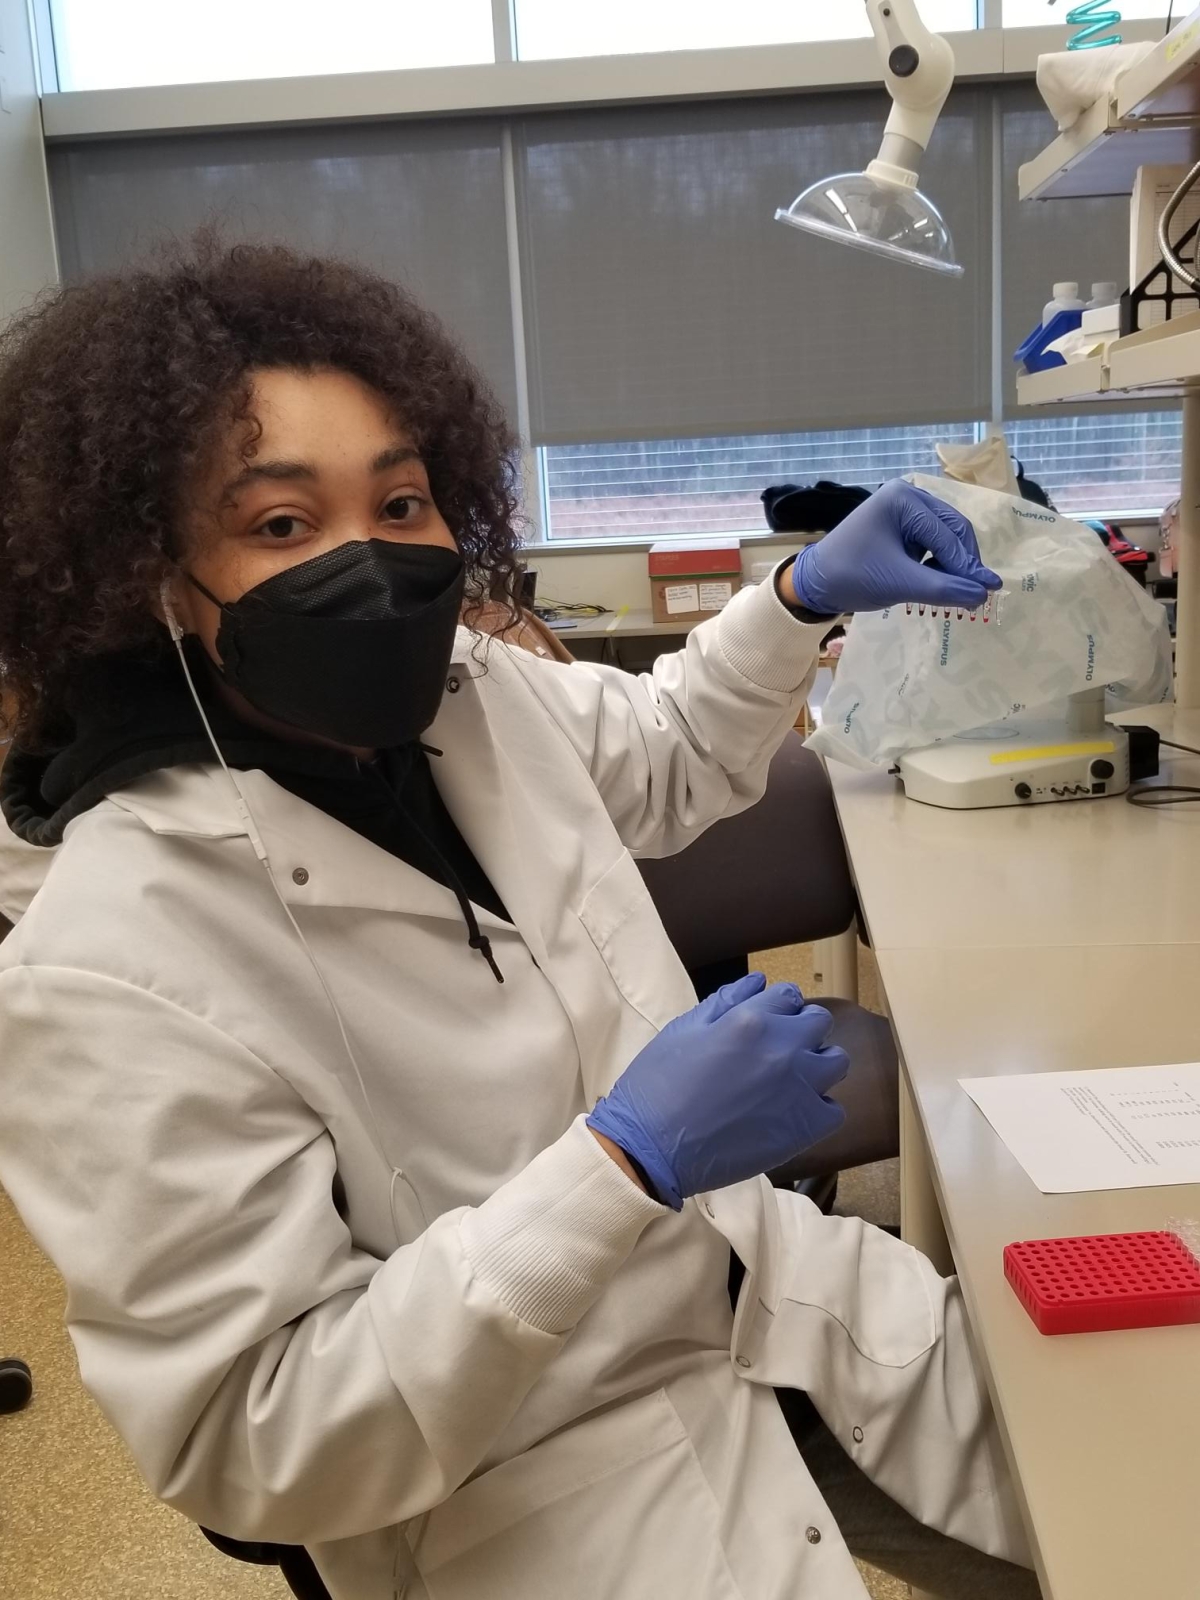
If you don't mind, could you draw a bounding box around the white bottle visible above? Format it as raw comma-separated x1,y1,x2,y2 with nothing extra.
1043,281,1085,327
1087,281,1119,308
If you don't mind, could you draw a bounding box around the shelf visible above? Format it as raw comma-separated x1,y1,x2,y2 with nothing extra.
1016,357,1108,405
1107,322,1200,389
1016,320,1200,405
1019,117,1200,203
1018,4,1200,202
1118,10,1200,120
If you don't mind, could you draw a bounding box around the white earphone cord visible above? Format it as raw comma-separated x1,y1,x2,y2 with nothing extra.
159,586,423,1222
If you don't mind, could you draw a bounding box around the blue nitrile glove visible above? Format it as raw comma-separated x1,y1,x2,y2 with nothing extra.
789,478,1001,615
587,971,849,1211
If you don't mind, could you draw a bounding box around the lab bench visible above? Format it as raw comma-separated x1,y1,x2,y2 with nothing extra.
540,608,699,670
828,703,1200,1600
544,607,697,641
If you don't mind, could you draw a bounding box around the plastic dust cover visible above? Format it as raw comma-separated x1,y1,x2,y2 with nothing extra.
806,474,1173,771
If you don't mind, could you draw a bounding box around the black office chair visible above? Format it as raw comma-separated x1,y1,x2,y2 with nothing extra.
637,730,900,1197
201,1529,331,1599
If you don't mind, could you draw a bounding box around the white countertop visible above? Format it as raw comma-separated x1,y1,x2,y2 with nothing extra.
828,706,1200,953
828,706,1200,1600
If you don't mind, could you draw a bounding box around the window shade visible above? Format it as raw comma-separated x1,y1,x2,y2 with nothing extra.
46,120,519,424
515,88,992,446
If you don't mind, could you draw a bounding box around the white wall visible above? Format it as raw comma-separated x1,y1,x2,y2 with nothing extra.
525,538,804,611
0,0,57,325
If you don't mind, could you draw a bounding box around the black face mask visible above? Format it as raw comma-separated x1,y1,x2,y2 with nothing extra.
187,539,466,749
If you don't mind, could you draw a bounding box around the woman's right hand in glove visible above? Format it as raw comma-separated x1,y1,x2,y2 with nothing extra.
586,971,849,1210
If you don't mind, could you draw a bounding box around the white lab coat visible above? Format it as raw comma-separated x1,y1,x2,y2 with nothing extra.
0,810,56,924
0,579,1030,1600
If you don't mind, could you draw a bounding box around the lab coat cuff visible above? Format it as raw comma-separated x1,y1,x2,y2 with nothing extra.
715,560,838,694
460,1116,662,1335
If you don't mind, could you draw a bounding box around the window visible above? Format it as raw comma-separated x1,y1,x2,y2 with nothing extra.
540,412,1182,541
542,423,977,542
48,0,494,92
513,0,977,62
1005,410,1182,516
1001,0,1167,26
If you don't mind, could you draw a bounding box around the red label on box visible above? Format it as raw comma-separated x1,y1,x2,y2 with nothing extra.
647,542,741,579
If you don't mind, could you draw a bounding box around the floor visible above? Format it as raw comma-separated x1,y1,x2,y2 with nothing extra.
0,941,906,1600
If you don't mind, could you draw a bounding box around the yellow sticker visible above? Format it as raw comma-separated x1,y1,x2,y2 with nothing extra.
1166,23,1199,61
989,740,1115,766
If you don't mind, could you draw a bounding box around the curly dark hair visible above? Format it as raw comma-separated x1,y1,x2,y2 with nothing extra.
0,235,522,741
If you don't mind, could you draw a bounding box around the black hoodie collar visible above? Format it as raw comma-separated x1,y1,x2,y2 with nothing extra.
0,639,508,979
1,639,361,849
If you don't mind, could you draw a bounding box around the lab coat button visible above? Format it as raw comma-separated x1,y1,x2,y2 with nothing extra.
446,675,461,694
292,868,310,886
735,1355,752,1368
805,1527,822,1545
703,1201,715,1217
852,1426,864,1444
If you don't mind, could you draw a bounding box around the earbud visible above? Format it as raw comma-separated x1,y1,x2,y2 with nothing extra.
160,576,184,644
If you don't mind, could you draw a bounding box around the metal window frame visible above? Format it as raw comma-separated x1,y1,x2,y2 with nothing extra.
492,0,517,64
491,0,549,537
26,0,58,94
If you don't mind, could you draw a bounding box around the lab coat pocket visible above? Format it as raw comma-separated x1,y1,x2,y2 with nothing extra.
578,851,688,1031
772,1198,937,1369
416,1390,741,1600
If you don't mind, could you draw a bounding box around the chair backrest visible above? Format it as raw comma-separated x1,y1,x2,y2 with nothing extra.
637,733,856,969
468,599,575,664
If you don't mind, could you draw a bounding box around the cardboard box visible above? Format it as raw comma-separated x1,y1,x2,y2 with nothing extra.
648,539,742,626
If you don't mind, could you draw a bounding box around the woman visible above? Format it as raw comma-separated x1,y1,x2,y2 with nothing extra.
0,241,1035,1600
